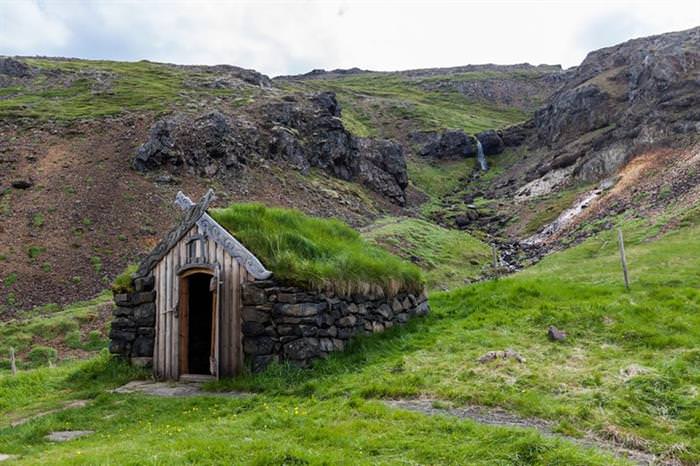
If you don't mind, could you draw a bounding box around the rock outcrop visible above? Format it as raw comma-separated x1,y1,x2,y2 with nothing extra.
134,92,411,204
0,57,32,78
476,129,505,155
525,27,700,182
133,111,258,176
410,130,477,158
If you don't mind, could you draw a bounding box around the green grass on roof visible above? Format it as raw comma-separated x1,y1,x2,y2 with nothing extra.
209,203,425,296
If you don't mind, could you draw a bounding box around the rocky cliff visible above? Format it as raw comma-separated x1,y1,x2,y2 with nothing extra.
134,92,409,205
525,26,699,182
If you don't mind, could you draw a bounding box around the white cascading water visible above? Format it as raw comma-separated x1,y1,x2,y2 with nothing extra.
476,140,488,171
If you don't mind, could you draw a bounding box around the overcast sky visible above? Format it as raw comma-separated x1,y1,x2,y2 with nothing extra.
1,1,698,77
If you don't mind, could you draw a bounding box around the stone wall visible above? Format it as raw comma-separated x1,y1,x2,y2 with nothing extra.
108,274,156,367
240,280,430,372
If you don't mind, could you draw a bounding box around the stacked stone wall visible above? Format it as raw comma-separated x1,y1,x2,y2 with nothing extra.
241,280,429,372
109,275,156,366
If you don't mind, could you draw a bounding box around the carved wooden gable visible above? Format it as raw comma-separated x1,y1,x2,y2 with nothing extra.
139,190,272,280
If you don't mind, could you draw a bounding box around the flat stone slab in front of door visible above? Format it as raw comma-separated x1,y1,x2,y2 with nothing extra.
112,380,248,398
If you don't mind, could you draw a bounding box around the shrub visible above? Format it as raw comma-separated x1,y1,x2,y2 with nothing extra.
27,245,46,259
91,256,102,273
27,346,58,367
32,212,45,227
3,272,18,287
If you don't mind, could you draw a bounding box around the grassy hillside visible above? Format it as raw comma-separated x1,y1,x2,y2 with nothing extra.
364,217,491,290
0,58,260,120
283,73,528,139
1,216,698,463
0,294,112,370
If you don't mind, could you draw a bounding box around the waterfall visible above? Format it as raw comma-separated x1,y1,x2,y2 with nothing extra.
476,140,488,171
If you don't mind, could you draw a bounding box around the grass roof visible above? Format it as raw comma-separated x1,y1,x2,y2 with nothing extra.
209,203,424,296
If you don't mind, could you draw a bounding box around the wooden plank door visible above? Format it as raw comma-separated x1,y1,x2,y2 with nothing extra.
178,276,189,375
209,266,221,378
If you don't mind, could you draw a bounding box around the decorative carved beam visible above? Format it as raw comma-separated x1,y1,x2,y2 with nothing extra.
136,189,216,277
175,192,272,280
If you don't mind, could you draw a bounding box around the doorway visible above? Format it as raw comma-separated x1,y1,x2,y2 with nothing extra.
178,270,218,377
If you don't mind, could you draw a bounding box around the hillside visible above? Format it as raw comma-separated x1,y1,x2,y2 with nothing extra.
0,54,552,311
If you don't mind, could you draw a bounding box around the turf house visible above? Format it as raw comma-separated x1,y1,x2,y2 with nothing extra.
109,190,429,380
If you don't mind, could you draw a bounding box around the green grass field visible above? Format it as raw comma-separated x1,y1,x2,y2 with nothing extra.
1,216,698,464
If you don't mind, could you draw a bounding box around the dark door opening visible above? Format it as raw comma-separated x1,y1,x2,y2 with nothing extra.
187,273,214,374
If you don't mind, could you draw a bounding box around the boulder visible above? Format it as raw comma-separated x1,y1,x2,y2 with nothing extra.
132,336,154,357
242,321,267,337
376,304,393,320
336,315,357,327
547,325,567,341
276,302,325,317
476,130,505,155
242,306,271,323
11,180,33,189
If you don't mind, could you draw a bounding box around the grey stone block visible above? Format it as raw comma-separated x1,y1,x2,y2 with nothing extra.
134,276,155,292
376,304,393,319
132,336,154,357
133,303,155,326
242,285,266,305
243,336,275,355
133,291,156,305
283,338,320,360
242,307,271,323
112,306,132,317
318,326,337,337
336,315,357,327
242,321,267,337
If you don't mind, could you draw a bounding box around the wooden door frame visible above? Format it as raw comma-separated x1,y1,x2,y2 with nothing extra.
177,267,218,378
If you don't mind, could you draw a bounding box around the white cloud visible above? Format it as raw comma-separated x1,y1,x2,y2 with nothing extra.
0,0,70,52
0,0,698,76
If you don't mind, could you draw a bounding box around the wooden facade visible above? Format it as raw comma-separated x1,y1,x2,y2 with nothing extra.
144,191,271,380
152,225,251,379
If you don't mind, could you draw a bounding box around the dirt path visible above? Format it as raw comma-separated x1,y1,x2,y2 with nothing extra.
383,399,667,466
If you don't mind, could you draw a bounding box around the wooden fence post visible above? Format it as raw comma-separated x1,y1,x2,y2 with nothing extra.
10,347,17,376
617,228,630,290
492,245,499,280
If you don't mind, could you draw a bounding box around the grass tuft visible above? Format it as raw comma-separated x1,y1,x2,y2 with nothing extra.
111,264,138,294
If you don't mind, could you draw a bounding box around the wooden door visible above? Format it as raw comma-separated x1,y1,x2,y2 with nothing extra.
178,276,189,375
209,267,221,378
